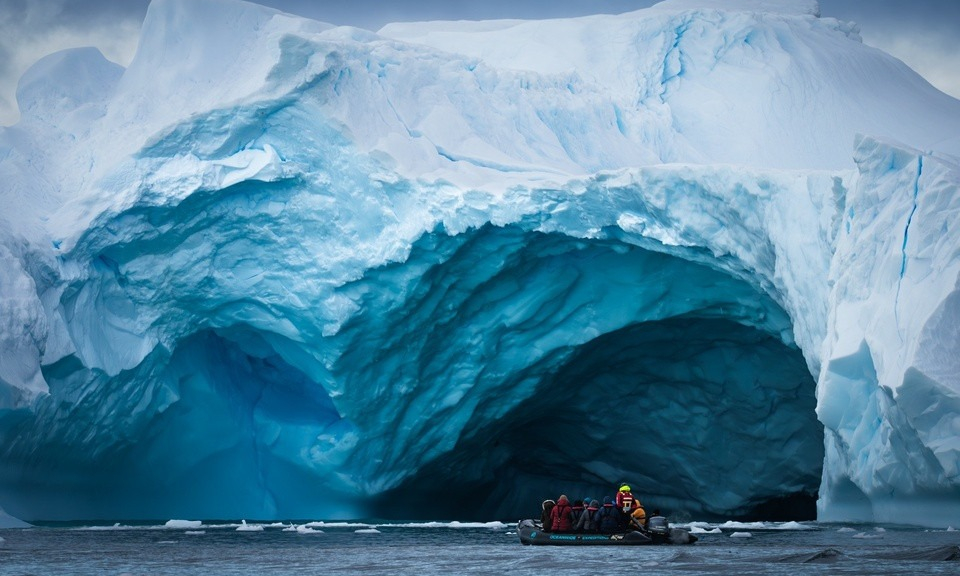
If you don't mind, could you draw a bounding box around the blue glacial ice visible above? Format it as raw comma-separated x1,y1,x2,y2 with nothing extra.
0,0,959,526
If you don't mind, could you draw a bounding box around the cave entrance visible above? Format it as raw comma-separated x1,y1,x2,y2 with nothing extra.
368,226,823,521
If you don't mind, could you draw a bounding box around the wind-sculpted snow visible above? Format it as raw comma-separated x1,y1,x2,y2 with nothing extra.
0,0,958,525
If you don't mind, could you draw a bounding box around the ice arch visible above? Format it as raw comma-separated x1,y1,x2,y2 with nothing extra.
0,224,821,521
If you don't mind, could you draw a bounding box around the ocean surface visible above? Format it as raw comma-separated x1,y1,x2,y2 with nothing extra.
0,520,957,575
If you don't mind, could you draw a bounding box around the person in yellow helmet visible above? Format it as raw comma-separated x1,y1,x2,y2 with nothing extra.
615,484,635,513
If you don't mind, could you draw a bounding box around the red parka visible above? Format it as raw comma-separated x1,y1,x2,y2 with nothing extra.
550,495,574,532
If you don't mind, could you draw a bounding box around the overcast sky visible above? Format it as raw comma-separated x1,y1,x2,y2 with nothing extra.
1,0,958,125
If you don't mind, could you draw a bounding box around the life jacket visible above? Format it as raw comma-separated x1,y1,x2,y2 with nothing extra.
551,503,574,532
570,503,585,526
578,504,600,532
616,491,635,513
597,503,622,533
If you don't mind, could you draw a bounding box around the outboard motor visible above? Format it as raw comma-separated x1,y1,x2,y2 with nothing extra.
647,516,669,536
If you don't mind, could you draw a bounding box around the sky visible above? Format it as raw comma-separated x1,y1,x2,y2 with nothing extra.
0,0,958,126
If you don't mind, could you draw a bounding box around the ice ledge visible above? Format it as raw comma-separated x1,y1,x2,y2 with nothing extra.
650,0,820,17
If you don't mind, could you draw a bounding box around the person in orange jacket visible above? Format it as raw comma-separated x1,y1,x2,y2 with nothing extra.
629,499,647,530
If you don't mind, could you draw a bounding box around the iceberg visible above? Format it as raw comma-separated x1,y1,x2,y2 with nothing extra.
0,0,958,526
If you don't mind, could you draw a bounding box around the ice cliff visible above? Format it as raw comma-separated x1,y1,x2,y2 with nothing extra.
0,0,958,526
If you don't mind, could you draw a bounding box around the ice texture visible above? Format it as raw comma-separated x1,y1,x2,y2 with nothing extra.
0,0,958,525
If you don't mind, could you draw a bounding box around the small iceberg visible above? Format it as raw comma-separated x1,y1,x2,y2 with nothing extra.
355,528,381,534
165,520,202,529
776,521,814,530
730,532,752,538
236,520,264,532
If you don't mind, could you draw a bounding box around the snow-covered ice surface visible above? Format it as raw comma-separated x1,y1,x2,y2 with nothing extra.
0,0,959,526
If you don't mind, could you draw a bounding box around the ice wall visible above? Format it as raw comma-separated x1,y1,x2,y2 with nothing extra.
817,138,960,527
0,0,958,525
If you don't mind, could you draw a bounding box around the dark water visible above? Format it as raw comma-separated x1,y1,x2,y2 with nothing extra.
0,521,958,575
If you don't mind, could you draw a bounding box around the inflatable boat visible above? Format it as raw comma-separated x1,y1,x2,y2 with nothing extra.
517,516,697,546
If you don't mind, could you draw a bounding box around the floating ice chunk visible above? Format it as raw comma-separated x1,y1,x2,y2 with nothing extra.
730,532,752,538
689,526,723,534
852,532,884,539
280,522,323,533
184,531,205,535
303,521,374,529
719,521,766,530
236,520,264,532
355,528,381,534
165,520,202,529
776,521,815,530
837,527,856,533
76,523,132,530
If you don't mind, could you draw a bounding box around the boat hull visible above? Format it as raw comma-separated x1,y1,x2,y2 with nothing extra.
517,519,696,546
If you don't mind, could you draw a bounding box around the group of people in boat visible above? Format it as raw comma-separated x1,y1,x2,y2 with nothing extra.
539,484,655,534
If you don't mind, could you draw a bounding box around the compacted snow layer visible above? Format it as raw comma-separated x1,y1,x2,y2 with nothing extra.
0,0,958,526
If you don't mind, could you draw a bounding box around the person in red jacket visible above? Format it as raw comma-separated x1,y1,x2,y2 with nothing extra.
550,494,575,533
615,484,636,514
